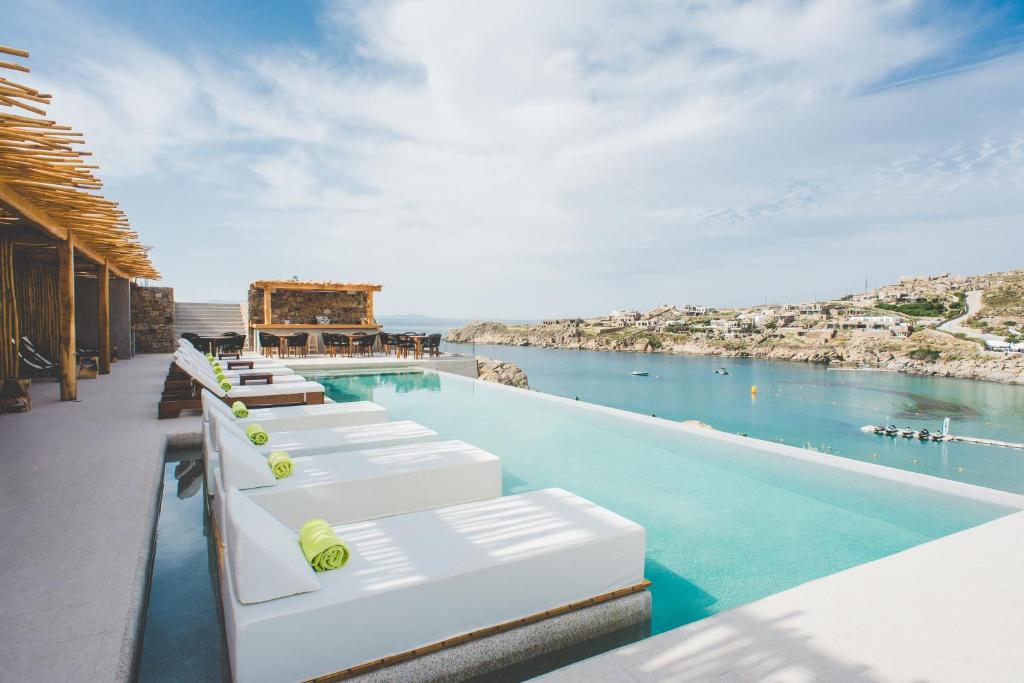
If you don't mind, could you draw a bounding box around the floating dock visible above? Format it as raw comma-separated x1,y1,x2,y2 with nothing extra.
860,425,1024,450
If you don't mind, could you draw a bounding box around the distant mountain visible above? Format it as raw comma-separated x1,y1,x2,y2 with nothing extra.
377,313,461,322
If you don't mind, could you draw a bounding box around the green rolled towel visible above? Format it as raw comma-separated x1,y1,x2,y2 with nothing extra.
205,352,214,361
212,362,222,372
268,450,293,479
215,371,226,382
220,379,232,392
231,400,249,418
299,518,349,572
246,423,269,445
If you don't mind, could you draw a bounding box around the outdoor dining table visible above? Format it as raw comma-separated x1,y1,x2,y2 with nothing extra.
198,334,238,356
400,334,428,359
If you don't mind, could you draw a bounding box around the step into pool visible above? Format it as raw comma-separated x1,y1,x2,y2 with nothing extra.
311,370,1016,634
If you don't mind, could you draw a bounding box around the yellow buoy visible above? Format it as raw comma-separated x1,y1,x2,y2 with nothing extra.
751,385,758,395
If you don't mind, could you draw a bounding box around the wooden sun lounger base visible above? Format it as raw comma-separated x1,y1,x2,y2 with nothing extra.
159,391,323,419
209,509,651,683
157,361,324,418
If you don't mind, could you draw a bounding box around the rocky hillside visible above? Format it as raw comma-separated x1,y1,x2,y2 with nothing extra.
450,323,1024,384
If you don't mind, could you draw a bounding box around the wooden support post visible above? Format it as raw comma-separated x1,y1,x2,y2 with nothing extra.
263,286,272,325
366,291,375,325
57,234,77,400
97,260,111,374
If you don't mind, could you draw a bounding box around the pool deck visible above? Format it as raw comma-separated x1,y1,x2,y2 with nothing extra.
537,510,1024,682
0,354,200,682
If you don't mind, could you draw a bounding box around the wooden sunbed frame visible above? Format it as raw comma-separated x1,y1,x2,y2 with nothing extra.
209,509,651,682
158,361,324,419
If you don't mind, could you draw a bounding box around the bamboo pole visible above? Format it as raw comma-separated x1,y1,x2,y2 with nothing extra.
98,259,110,374
57,234,76,400
0,238,18,380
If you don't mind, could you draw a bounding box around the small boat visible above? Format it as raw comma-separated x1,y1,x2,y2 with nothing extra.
872,425,886,434
900,427,915,438
918,428,930,440
885,425,898,436
930,432,944,442
630,370,649,377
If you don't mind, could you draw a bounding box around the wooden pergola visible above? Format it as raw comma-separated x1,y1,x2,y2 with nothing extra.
250,280,382,331
0,46,159,401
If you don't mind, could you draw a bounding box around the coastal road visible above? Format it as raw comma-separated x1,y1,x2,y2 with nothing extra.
939,290,1005,343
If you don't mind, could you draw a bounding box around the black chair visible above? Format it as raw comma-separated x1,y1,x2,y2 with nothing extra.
322,333,348,357
287,332,310,358
394,334,417,359
219,333,245,354
258,332,281,358
424,333,442,357
378,332,393,356
181,332,204,351
354,333,377,357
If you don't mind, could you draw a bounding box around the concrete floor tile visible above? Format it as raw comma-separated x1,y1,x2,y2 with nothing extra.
0,632,107,683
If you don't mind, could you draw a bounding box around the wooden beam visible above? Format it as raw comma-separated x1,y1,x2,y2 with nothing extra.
57,232,76,400
250,281,383,293
97,259,110,374
263,285,271,326
366,291,375,325
0,179,132,278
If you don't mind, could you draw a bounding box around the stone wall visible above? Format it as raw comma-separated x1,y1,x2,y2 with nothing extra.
247,286,369,325
247,286,264,325
131,284,175,353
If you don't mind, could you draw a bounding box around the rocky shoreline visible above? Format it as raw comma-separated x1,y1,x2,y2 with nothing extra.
449,322,1024,385
475,356,529,388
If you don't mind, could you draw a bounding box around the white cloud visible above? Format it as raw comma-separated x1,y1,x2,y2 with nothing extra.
6,0,1024,315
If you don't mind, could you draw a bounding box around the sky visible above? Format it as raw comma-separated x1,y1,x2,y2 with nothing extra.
4,0,1024,318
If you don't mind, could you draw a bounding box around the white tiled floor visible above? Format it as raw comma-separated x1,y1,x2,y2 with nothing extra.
538,512,1024,683
0,354,200,682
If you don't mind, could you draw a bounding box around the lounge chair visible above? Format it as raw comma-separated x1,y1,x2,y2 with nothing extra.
219,486,647,682
174,354,311,389
211,426,502,531
201,388,386,432
158,355,326,419
13,337,56,377
202,410,438,487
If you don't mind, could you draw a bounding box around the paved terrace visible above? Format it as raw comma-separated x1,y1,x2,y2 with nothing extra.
0,354,199,682
539,510,1024,682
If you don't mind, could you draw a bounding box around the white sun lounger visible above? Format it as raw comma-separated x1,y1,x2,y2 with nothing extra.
201,389,387,433
179,357,325,405
174,351,299,379
202,409,438,483
220,487,646,683
211,429,502,531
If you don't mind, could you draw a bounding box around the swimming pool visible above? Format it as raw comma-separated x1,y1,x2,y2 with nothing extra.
313,369,1017,634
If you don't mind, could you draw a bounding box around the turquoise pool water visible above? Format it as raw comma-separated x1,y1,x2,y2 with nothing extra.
316,370,1015,635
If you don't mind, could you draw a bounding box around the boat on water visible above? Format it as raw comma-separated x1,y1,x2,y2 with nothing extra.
900,427,915,438
714,367,730,375
918,428,931,440
630,370,649,377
